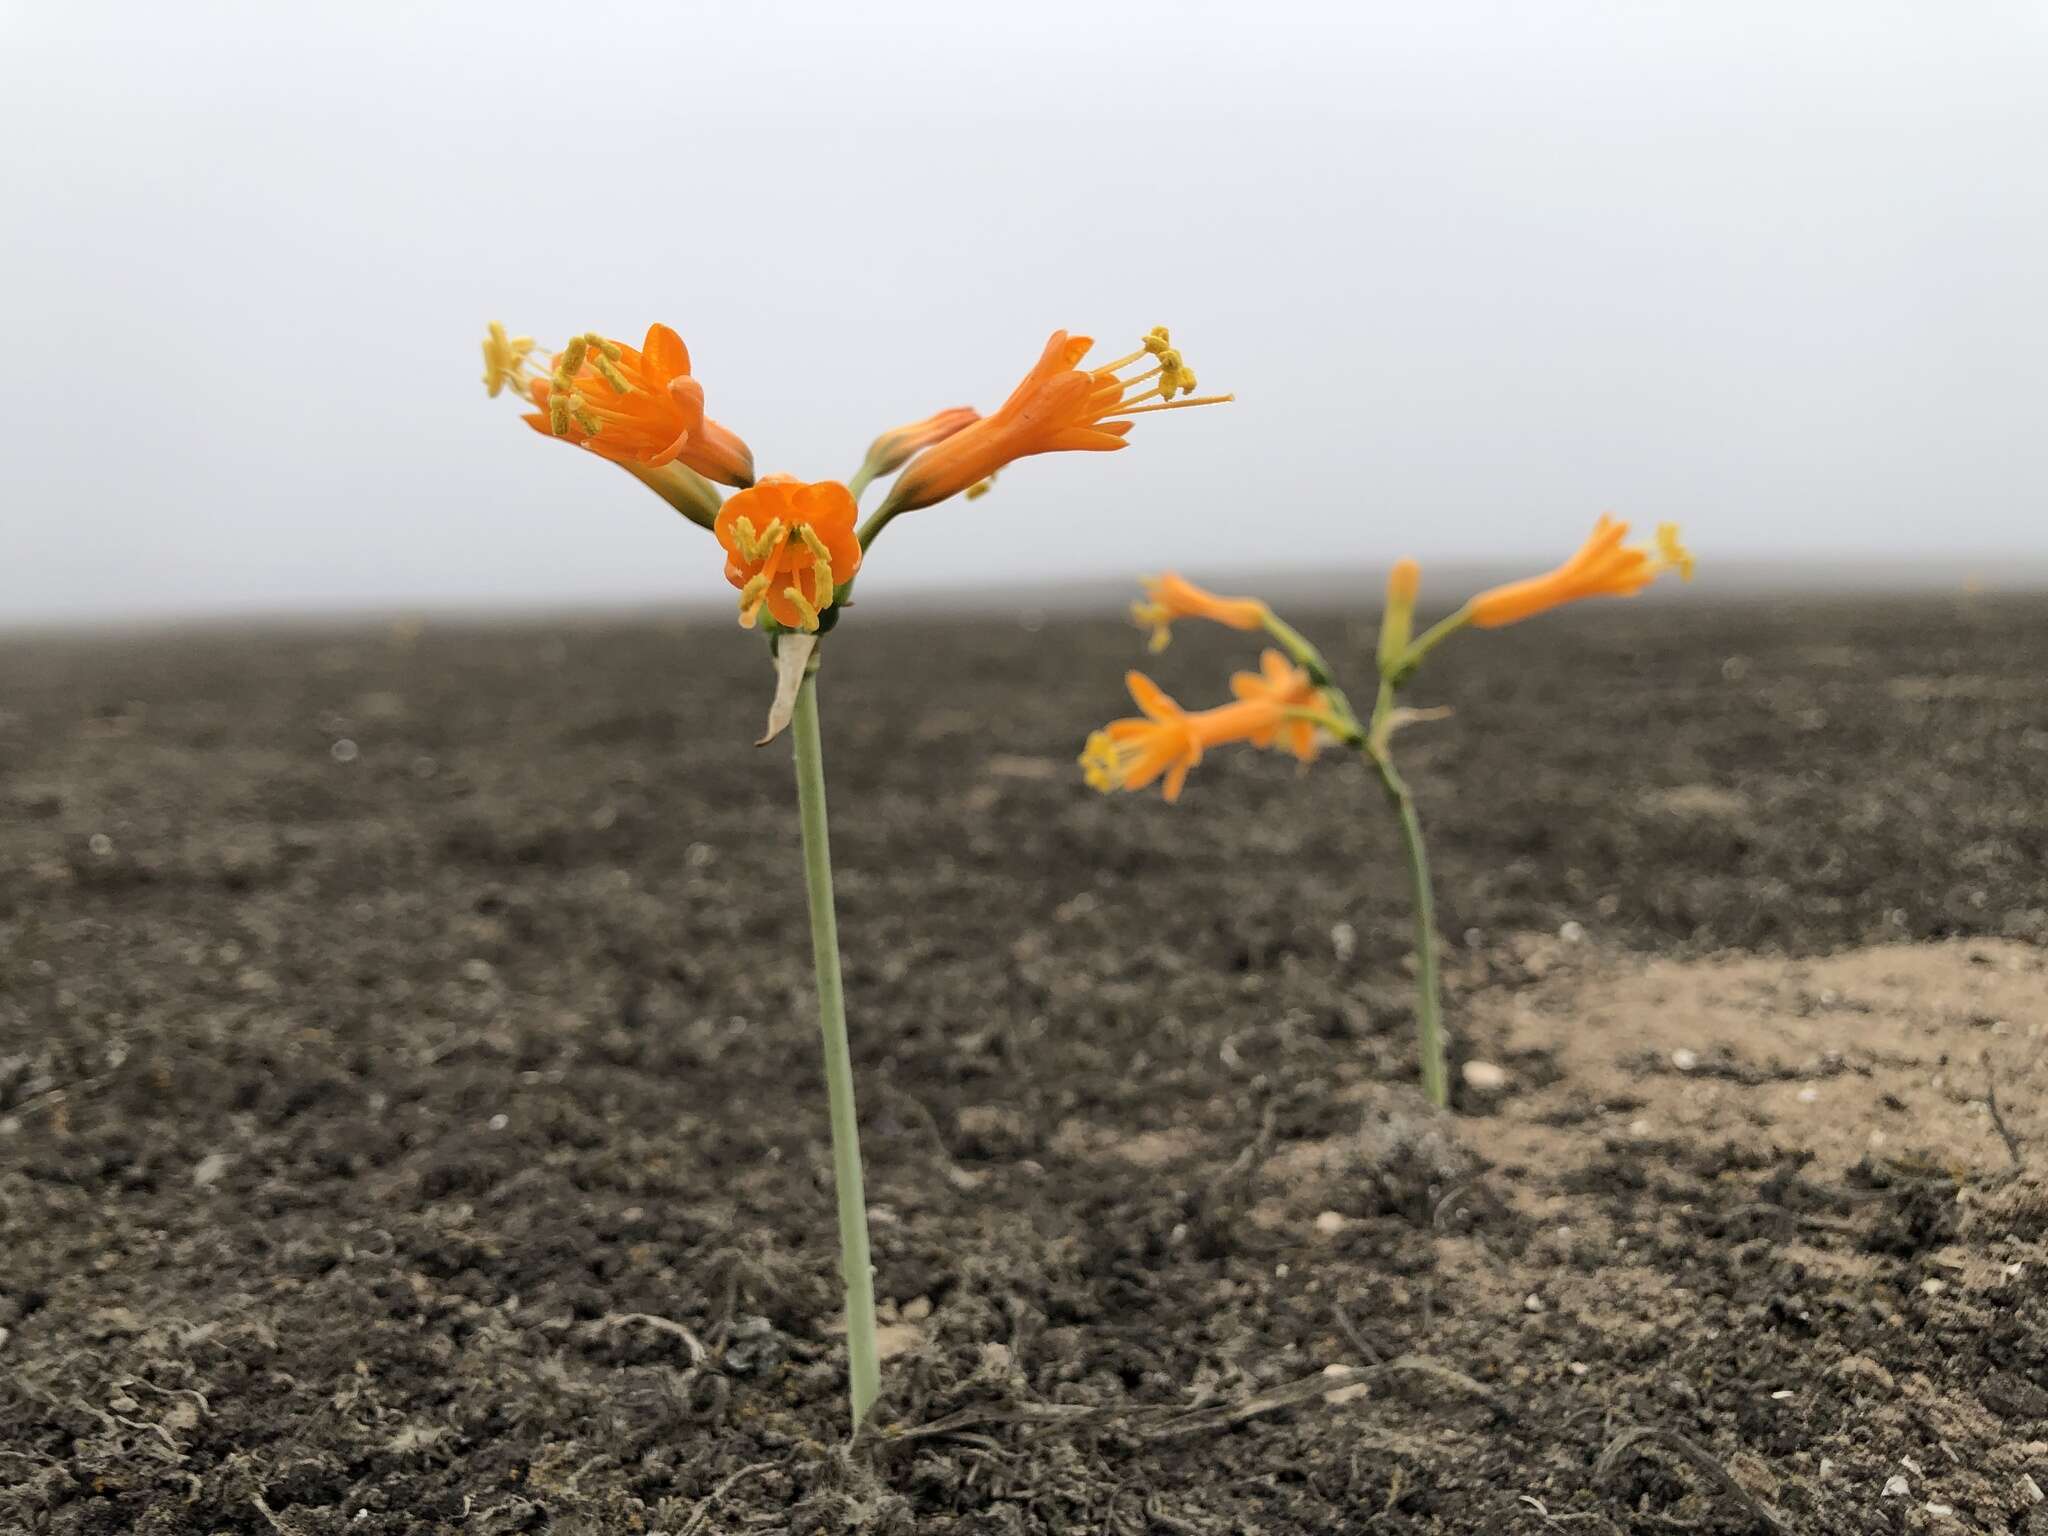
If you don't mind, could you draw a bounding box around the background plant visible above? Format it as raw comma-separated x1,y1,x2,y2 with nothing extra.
1086,517,1693,1107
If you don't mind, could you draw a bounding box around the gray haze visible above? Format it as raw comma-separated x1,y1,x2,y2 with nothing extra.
3,1,2044,625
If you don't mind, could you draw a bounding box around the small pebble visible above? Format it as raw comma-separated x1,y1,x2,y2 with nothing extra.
1523,1293,1546,1314
2021,1474,2043,1504
1884,1475,1911,1498
331,738,359,763
1672,1048,1699,1071
1462,1060,1508,1092
88,833,114,856
488,1113,508,1131
1313,1210,1350,1236
1797,1086,1820,1104
1558,920,1586,944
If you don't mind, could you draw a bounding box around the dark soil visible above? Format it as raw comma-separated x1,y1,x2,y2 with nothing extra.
3,592,2046,1535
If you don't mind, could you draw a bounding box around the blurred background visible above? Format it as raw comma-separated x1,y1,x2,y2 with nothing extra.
2,0,2043,627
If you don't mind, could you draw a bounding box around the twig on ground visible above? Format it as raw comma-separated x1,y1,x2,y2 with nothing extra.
1985,1054,2024,1168
1593,1425,1789,1532
674,1462,774,1536
594,1313,710,1366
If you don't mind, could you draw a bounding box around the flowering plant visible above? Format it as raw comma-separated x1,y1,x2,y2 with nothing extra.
482,319,1227,1427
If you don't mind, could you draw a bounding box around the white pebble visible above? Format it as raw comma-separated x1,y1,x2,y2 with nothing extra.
331,738,359,763
1883,1475,1910,1498
1462,1060,1508,1092
1672,1048,1699,1071
1558,921,1586,943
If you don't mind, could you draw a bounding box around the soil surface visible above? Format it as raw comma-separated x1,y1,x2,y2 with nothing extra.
3,592,2046,1535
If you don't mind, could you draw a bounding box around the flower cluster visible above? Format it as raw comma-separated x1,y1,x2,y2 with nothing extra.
1084,516,1692,801
484,322,1230,636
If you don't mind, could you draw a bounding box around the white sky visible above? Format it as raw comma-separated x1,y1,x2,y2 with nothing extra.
2,1,2044,623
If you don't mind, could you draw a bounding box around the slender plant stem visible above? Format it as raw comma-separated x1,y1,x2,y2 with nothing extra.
1366,745,1448,1108
790,671,880,1429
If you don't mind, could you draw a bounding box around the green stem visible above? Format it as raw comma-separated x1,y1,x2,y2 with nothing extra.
790,671,881,1429
854,503,897,552
1366,744,1448,1109
1392,604,1472,679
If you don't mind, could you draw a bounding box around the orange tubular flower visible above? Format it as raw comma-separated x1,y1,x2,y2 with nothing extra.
877,327,1231,518
1130,572,1269,652
855,406,980,486
714,475,863,632
515,324,755,487
1467,516,1693,629
1080,651,1327,803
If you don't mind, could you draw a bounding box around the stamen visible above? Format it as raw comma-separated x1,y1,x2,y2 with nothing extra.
784,587,821,631
590,354,633,394
797,525,835,598
555,336,589,386
732,516,760,562
1114,393,1235,417
737,573,770,629
548,391,571,436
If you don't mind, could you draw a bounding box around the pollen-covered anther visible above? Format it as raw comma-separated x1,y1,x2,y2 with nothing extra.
1099,326,1226,414
737,573,771,629
784,587,822,632
481,322,538,398
797,524,836,596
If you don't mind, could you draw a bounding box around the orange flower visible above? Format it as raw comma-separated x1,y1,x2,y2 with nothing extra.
855,406,980,487
878,327,1231,517
1130,572,1269,652
714,475,863,632
1080,651,1327,802
509,323,755,487
1467,516,1693,628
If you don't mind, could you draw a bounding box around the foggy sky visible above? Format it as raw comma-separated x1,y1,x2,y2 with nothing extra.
3,1,2044,624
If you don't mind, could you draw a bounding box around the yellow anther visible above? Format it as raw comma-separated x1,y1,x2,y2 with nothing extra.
965,472,998,501
1079,731,1121,793
480,322,536,398
582,332,622,362
1144,326,1172,354
1655,523,1695,581
548,391,572,437
556,335,589,384
737,573,770,629
571,398,602,436
754,518,786,558
731,516,760,561
797,524,835,598
784,587,821,632
591,354,632,394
